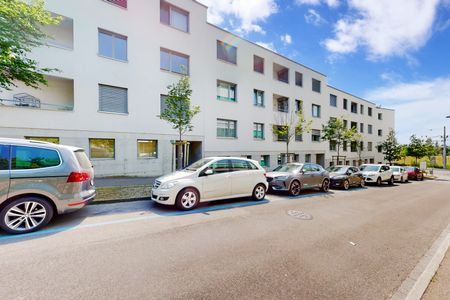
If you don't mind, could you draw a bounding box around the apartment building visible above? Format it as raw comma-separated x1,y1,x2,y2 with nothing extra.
0,0,395,176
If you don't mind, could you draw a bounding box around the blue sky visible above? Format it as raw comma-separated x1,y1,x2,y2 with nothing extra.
197,0,450,143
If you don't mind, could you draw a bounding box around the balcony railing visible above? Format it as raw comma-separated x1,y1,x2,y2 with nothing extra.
0,93,73,111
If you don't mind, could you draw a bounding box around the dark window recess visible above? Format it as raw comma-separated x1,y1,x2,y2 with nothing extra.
274,63,289,83
368,107,373,116
253,55,264,73
106,0,127,8
99,84,128,114
217,40,237,64
11,146,60,169
312,78,321,93
343,98,348,110
330,94,337,107
277,97,289,112
295,72,303,86
160,95,168,114
351,102,358,113
351,122,358,129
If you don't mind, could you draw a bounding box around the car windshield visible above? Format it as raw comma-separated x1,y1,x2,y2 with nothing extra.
185,158,214,171
326,166,347,174
391,167,400,172
273,164,302,173
360,165,380,172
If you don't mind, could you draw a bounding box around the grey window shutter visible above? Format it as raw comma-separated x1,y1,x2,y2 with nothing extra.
99,85,128,113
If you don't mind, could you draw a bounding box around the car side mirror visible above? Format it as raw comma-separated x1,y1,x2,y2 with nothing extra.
379,170,383,173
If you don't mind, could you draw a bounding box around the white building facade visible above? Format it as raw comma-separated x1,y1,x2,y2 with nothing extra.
0,0,395,177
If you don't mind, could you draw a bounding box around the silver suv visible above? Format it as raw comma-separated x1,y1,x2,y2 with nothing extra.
0,138,96,234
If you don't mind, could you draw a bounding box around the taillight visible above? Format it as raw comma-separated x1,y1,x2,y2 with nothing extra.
67,172,91,183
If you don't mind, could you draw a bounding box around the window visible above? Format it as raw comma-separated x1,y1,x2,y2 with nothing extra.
312,78,321,93
217,40,237,64
98,29,127,61
261,155,270,167
351,141,357,152
295,72,303,87
105,0,127,8
217,81,236,102
217,119,237,138
160,1,189,32
273,63,289,83
253,123,264,139
277,97,289,112
160,48,189,75
378,113,383,120
360,123,364,133
360,141,364,151
343,119,348,128
99,84,128,114
343,141,347,151
377,145,382,153
25,137,60,144
368,124,373,134
230,159,258,171
89,139,115,159
295,128,303,141
209,159,231,174
274,125,287,141
0,145,10,170
330,94,337,107
312,104,321,118
329,140,337,151
160,94,168,114
351,122,357,130
305,154,311,163
360,104,364,115
343,99,348,110
368,142,373,151
351,102,358,113
312,129,321,142
137,140,157,158
11,146,60,169
368,107,373,116
254,89,264,107
378,129,383,136
295,100,303,113
253,55,264,73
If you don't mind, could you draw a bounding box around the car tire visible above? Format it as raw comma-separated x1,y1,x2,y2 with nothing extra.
175,188,200,211
389,176,394,185
321,179,330,192
360,179,365,188
343,180,350,190
376,177,382,186
400,176,404,183
289,180,301,196
0,197,54,234
252,184,266,201
420,175,424,181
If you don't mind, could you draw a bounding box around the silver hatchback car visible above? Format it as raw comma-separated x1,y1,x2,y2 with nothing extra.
0,138,96,234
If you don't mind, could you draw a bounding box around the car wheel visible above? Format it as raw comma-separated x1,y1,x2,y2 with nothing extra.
0,197,54,234
376,177,382,186
360,179,365,188
420,174,424,181
343,180,350,190
321,179,330,192
175,188,200,211
389,176,394,185
289,180,301,196
400,176,404,183
252,184,266,201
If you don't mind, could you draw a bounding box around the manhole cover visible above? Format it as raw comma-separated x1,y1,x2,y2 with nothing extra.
286,210,313,220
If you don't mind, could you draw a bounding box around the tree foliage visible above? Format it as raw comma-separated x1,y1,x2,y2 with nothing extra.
0,0,61,90
406,135,427,164
321,117,356,164
380,129,401,164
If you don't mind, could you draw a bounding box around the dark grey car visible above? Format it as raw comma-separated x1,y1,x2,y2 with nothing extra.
266,163,330,196
0,138,96,234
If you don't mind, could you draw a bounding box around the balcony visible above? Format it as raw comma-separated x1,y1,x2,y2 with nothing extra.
273,63,289,84
42,14,74,50
273,94,289,113
0,76,74,111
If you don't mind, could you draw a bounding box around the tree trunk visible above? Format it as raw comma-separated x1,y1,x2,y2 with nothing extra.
177,130,183,170
337,144,340,165
286,141,290,163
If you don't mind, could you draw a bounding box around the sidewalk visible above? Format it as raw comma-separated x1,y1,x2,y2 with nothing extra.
422,249,450,299
95,176,156,187
93,177,155,203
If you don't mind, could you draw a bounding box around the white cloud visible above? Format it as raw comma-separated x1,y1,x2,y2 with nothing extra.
281,33,292,45
324,0,440,60
295,0,340,8
365,76,450,143
197,0,278,34
256,41,276,51
304,9,327,26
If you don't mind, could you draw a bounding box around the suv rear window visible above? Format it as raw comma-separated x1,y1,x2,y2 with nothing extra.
11,146,61,170
74,150,92,169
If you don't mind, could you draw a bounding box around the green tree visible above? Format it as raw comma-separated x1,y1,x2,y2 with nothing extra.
399,144,408,165
322,117,356,165
352,132,364,166
380,129,401,165
159,76,200,170
0,0,61,90
407,135,426,165
272,111,311,163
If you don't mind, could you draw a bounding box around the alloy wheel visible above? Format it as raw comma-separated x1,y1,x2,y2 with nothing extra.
254,185,266,200
4,201,47,232
322,180,330,192
180,191,197,209
289,181,301,196
343,180,350,190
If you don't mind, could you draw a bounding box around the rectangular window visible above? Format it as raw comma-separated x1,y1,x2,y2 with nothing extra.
360,141,364,151
160,48,189,75
99,84,128,114
312,78,321,93
360,123,364,133
368,107,373,116
261,155,270,167
254,89,264,107
160,94,168,114
351,141,357,152
277,97,289,112
312,104,321,118
98,29,127,61
0,145,9,170
378,113,383,120
343,141,347,151
137,140,157,158
273,63,289,83
343,119,348,128
274,125,288,141
89,139,115,159
312,129,321,142
105,0,127,8
25,137,60,144
368,124,373,134
295,72,303,87
160,1,189,32
217,119,237,138
11,146,61,170
368,142,373,151
330,94,337,107
217,40,237,64
295,100,303,113
378,129,382,136
343,98,348,110
377,145,382,153
253,123,264,139
360,104,364,115
253,55,264,73
295,128,303,141
329,140,337,151
217,81,237,102
351,122,357,130
351,102,358,113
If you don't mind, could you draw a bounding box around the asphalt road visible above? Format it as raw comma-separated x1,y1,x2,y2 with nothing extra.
0,179,449,299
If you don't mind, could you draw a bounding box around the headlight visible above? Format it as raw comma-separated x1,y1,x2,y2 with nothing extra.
274,176,288,180
161,181,178,189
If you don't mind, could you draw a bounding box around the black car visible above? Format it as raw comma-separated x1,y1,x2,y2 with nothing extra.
326,165,365,190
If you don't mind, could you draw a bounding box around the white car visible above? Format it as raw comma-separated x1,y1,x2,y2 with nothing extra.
359,164,394,186
151,157,268,210
391,166,409,183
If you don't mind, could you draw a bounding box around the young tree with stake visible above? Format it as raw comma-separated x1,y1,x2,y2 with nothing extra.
322,117,356,165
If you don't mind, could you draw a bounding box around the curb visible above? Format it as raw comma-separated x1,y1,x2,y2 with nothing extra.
89,197,151,205
391,223,450,300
